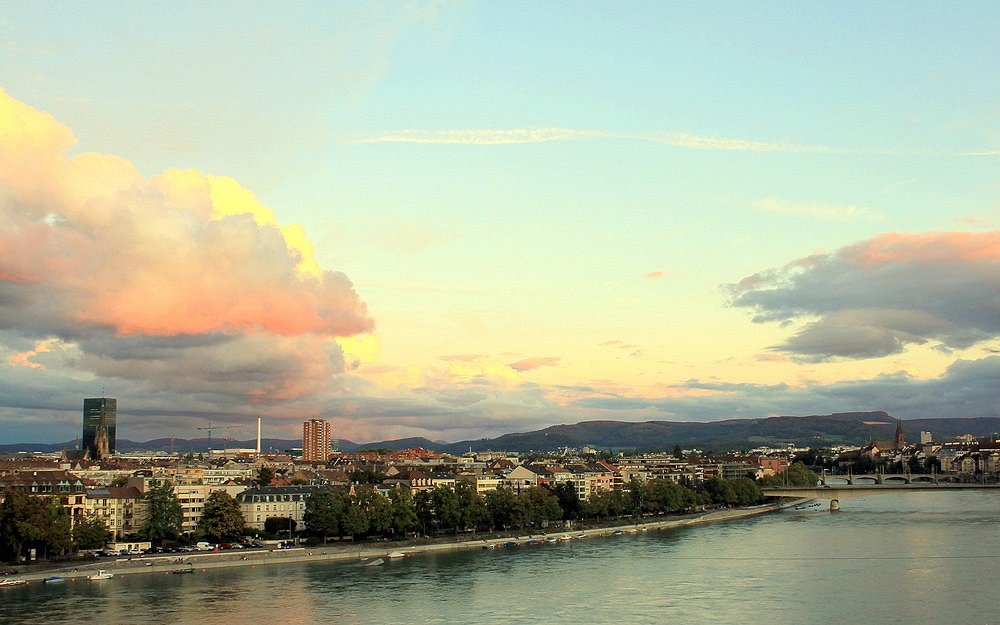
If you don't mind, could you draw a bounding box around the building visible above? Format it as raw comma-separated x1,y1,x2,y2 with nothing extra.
236,485,330,532
85,487,147,540
302,419,332,462
82,397,117,460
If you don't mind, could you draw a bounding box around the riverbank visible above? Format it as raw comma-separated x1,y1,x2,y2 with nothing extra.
9,498,810,583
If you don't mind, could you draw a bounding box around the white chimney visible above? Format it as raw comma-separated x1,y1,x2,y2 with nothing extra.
256,417,262,454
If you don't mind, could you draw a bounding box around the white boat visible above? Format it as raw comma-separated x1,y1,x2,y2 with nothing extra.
88,570,114,580
363,558,384,567
0,578,25,587
386,552,407,559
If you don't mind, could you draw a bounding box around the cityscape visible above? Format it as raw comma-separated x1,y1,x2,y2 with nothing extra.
1,3,997,624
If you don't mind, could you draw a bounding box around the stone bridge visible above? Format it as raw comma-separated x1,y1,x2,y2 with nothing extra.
817,473,961,485
762,483,999,510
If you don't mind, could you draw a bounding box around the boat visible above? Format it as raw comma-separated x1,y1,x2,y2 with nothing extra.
386,551,407,559
43,576,65,584
0,579,25,587
88,570,114,580
545,537,558,543
612,530,624,536
171,567,194,574
576,533,586,539
363,558,384,567
504,541,518,548
526,539,543,546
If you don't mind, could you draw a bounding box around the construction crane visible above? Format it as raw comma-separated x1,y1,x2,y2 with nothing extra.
197,422,242,451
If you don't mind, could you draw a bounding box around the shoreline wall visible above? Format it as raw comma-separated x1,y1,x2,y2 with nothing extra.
13,498,810,583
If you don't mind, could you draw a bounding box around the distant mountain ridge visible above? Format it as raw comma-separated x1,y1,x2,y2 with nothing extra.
2,412,998,455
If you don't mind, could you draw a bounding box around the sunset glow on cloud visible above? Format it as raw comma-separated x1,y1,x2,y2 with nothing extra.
0,3,997,444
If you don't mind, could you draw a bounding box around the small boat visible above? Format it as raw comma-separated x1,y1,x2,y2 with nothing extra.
0,579,25,587
363,558,384,567
386,551,407,559
576,533,586,539
545,537,558,543
43,576,65,584
612,530,624,536
88,570,114,580
171,567,194,574
504,541,518,548
526,539,543,546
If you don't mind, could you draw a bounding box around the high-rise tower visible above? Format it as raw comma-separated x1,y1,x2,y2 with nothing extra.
302,419,331,462
82,397,117,460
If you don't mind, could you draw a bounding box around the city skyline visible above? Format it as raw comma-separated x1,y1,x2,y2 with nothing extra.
0,3,997,444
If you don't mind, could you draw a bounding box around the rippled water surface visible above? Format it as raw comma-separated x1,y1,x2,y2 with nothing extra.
4,491,998,625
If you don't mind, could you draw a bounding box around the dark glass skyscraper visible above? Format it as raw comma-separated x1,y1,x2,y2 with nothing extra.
82,397,116,459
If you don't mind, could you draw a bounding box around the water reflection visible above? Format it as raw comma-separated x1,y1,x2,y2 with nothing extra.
2,491,996,625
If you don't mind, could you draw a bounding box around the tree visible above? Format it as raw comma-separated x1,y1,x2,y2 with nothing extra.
255,467,275,488
731,478,764,506
342,502,369,538
484,488,523,530
304,489,349,542
364,491,394,537
673,445,684,459
551,482,582,520
74,514,112,550
264,516,296,536
388,488,418,537
703,476,737,506
140,482,183,542
0,494,74,561
198,491,246,542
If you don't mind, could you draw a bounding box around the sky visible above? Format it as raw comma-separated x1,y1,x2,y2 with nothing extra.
0,2,997,444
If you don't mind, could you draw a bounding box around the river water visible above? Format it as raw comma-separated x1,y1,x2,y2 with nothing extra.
3,491,997,625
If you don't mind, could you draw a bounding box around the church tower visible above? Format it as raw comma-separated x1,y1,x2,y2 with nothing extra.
894,420,905,450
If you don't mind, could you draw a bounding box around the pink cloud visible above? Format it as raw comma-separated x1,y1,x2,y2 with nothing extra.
0,88,372,403
844,231,999,267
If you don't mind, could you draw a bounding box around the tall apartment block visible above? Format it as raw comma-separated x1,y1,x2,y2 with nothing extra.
302,419,332,462
82,397,117,460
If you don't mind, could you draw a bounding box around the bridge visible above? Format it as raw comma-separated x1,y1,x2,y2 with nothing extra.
763,483,1000,510
817,473,961,485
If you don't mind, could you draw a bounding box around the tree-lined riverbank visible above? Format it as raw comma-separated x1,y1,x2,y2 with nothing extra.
8,498,809,582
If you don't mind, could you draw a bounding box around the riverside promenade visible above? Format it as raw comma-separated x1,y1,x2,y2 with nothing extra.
12,498,809,583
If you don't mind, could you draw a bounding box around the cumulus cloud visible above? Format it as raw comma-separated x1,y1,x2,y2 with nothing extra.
727,231,1000,361
0,88,372,408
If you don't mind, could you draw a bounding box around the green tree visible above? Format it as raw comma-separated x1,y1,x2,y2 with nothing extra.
673,445,684,459
454,482,486,532
73,514,112,550
255,466,275,488
264,516,296,536
46,504,73,556
484,488,524,530
758,462,818,488
388,488,418,537
551,482,582,520
140,482,183,543
342,501,369,538
521,486,562,527
197,490,246,542
363,491,394,536
303,489,349,542
703,476,738,506
731,478,764,506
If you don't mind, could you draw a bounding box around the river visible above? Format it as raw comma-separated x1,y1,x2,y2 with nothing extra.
3,491,997,625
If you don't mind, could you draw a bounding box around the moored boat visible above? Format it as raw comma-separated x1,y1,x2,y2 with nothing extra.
0,578,25,587
88,570,114,580
43,576,65,584
386,551,407,559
